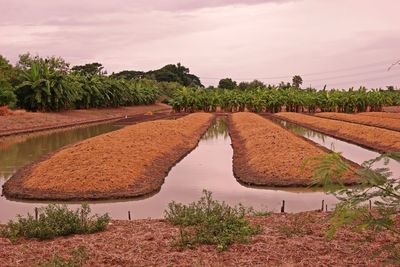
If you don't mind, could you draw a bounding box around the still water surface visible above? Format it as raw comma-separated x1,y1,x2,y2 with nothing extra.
0,117,399,222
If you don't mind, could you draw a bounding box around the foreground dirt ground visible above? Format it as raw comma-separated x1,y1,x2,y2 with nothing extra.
0,212,397,267
229,112,358,186
0,104,170,136
276,112,400,152
3,113,213,200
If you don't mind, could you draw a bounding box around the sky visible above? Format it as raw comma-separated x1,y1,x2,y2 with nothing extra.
0,0,399,88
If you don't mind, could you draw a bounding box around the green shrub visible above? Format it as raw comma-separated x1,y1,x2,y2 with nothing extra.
37,245,89,267
2,204,110,241
165,190,261,251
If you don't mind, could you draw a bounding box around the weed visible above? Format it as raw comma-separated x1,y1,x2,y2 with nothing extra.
1,204,110,241
165,190,261,251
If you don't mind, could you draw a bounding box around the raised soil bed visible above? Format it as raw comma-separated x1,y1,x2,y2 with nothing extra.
229,112,358,187
315,112,400,132
276,112,400,153
2,113,214,201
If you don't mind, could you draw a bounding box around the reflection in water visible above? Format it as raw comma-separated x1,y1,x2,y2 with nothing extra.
202,116,229,140
1,116,399,223
0,124,119,181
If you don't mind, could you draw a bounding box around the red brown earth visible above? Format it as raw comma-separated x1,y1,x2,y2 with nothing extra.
229,112,358,186
0,212,398,267
0,103,170,137
315,112,400,132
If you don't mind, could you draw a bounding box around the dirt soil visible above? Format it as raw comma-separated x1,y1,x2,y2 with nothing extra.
0,104,170,137
276,112,400,153
316,112,400,132
229,112,358,186
359,112,400,120
2,113,214,200
0,212,398,267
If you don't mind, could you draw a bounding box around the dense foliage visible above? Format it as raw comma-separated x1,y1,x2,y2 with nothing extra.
165,190,261,251
0,54,161,111
168,87,400,113
1,204,110,241
112,63,203,87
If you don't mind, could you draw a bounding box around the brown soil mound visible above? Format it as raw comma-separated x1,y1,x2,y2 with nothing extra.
0,103,170,137
2,113,214,200
1,213,397,266
316,112,400,131
229,112,357,186
276,112,400,152
359,112,400,120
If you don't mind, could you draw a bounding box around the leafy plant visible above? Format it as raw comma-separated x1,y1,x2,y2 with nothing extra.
165,190,261,251
1,204,110,241
307,152,400,261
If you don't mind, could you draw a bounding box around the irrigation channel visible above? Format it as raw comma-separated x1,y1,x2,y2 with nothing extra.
0,116,399,223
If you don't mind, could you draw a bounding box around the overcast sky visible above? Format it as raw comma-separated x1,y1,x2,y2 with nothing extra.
1,0,399,88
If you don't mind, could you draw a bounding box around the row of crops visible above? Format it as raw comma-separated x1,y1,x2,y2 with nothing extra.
168,87,400,113
1,59,160,112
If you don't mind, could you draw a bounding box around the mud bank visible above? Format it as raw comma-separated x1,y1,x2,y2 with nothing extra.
229,112,358,187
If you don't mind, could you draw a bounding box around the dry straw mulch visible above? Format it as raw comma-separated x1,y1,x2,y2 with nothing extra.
0,213,397,266
316,112,400,132
276,112,400,152
229,112,357,186
2,113,214,200
359,111,400,120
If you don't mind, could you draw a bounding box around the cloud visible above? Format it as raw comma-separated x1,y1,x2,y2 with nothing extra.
0,0,399,88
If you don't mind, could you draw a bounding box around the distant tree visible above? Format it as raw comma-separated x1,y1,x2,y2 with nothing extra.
278,81,291,90
113,63,203,87
17,53,70,74
292,75,303,88
0,55,17,107
248,79,265,89
218,78,237,89
111,70,145,80
71,63,105,76
238,81,250,90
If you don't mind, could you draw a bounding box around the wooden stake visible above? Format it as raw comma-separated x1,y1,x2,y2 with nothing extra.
369,200,372,210
325,204,328,212
321,200,324,212
281,200,285,213
128,211,131,220
34,207,38,220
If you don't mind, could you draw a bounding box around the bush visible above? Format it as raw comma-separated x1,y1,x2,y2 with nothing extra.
1,204,110,241
165,190,261,251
